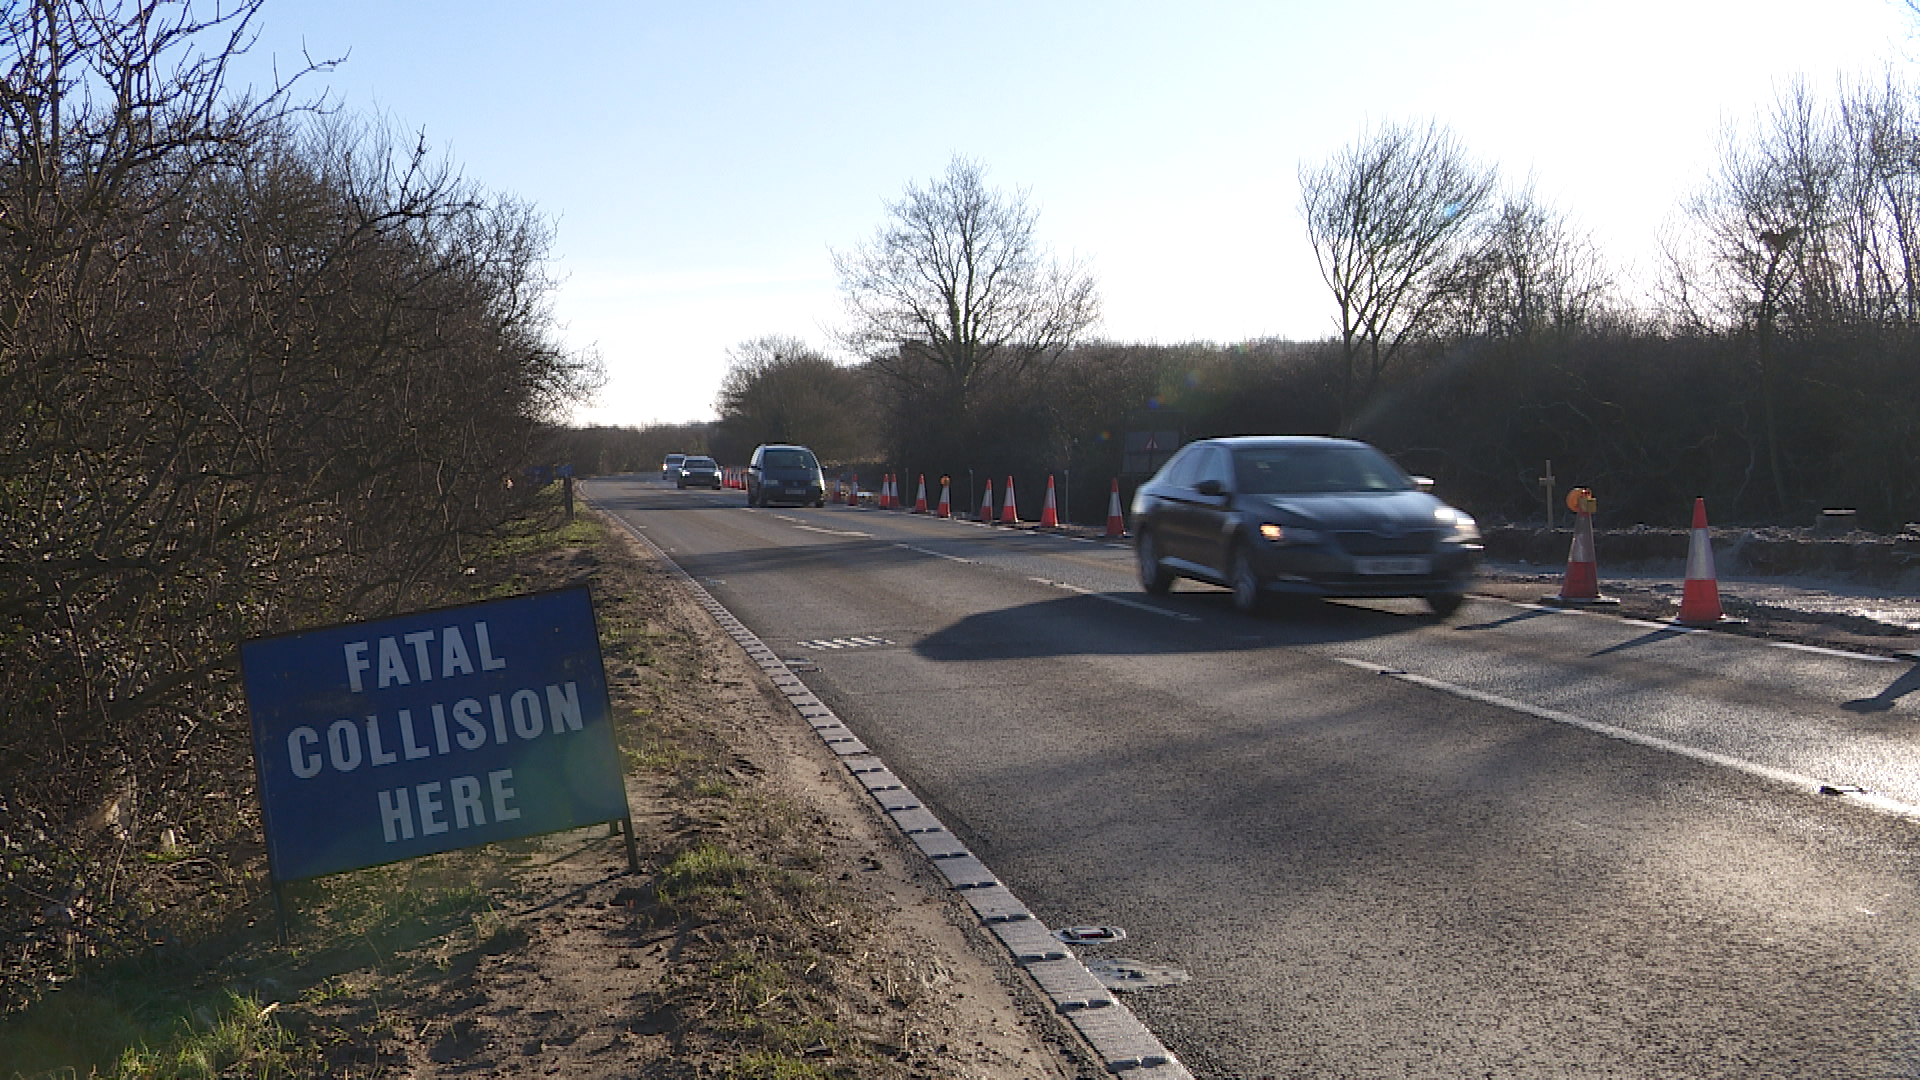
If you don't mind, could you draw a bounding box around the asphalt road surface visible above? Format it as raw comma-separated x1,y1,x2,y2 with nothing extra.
584,475,1920,1079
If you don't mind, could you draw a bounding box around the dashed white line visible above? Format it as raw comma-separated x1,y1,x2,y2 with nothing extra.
1028,577,1202,622
896,543,975,564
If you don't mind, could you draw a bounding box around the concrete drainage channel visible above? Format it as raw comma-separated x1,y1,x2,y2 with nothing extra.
605,513,1193,1079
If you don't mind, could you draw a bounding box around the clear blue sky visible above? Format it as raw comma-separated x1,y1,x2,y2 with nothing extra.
239,1,1914,426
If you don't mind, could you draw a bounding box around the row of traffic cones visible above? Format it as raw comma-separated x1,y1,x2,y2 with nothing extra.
834,472,1130,538
1550,491,1743,627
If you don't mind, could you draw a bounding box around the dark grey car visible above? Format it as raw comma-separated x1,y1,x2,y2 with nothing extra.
1131,436,1481,615
676,455,721,489
746,444,825,507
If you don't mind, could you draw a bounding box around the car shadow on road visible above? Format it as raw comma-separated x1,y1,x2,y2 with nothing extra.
913,592,1425,662
1456,606,1560,632
1587,626,1693,657
1842,661,1920,713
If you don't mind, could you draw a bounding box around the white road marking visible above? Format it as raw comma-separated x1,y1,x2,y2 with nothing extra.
1028,577,1202,622
793,524,872,538
1767,640,1902,663
799,637,895,650
1332,656,1920,820
1474,594,1901,664
896,543,975,564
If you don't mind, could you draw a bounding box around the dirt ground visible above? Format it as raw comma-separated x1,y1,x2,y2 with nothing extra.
268,509,1099,1079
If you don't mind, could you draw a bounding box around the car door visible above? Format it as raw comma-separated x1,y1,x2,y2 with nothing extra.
1185,445,1238,577
1159,444,1230,573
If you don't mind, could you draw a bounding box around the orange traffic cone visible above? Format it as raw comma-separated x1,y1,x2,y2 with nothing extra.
882,473,894,510
979,478,994,522
1000,476,1019,524
1675,498,1743,625
936,476,951,518
1105,479,1126,538
1548,487,1618,605
886,473,898,510
1040,476,1059,527
913,475,929,513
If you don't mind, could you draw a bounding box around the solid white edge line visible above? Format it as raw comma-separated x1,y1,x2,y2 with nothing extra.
1767,640,1903,663
1332,656,1920,820
1473,593,1903,665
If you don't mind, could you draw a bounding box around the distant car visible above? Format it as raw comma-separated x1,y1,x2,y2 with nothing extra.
1131,436,1481,616
661,453,686,481
746,444,825,507
676,455,721,489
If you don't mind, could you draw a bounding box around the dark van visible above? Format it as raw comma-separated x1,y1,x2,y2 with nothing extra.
747,444,825,507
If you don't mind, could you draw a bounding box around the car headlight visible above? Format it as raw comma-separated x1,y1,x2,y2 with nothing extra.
1258,523,1324,545
1434,506,1480,543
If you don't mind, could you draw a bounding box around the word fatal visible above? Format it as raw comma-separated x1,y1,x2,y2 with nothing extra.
343,622,507,692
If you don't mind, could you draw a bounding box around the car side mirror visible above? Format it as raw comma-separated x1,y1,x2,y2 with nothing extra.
1195,479,1226,497
1411,476,1435,492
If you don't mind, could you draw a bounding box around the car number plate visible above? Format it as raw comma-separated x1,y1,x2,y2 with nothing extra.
1355,556,1430,575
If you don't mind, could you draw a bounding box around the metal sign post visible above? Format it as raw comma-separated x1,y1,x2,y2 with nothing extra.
1540,460,1556,530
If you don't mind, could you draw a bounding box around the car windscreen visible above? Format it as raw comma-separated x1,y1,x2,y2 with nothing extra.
761,449,817,471
684,458,715,468
1233,445,1413,495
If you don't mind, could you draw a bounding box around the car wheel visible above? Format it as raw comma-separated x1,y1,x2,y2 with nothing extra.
1426,592,1465,617
814,497,825,508
1230,546,1264,614
1137,530,1173,594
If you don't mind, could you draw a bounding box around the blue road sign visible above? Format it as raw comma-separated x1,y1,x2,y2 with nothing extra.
241,586,629,883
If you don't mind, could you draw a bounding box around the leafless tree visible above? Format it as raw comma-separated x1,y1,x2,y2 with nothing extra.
1826,72,1920,326
0,4,599,997
833,156,1100,419
714,334,868,463
1299,119,1498,428
1669,80,1844,512
1455,182,1614,338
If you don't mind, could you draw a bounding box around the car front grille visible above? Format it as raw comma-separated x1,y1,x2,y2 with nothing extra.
1333,528,1438,555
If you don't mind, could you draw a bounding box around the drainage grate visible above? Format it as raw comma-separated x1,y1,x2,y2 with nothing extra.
798,636,895,651
1056,925,1128,945
1083,957,1192,991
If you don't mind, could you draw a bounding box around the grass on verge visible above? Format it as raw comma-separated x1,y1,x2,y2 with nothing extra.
2,489,966,1079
